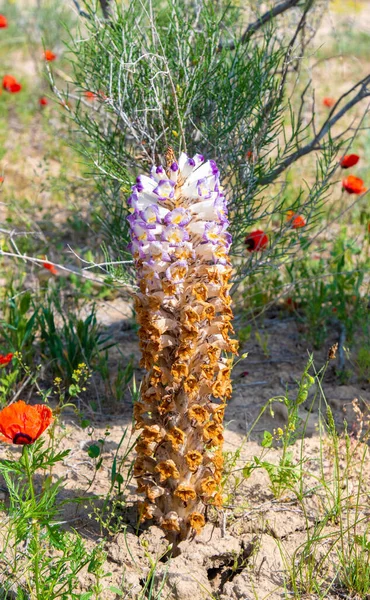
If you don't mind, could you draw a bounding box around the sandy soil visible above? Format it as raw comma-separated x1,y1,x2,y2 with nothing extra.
2,297,369,599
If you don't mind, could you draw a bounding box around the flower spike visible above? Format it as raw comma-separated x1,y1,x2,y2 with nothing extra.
127,149,237,541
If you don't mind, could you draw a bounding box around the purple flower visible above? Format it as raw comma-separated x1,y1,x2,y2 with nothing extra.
197,178,212,199
127,190,139,208
203,222,222,244
127,211,140,227
127,240,146,260
147,242,171,262
161,225,189,245
209,160,219,176
141,204,162,225
136,174,157,193
164,208,191,227
150,164,166,181
153,179,176,200
132,221,157,242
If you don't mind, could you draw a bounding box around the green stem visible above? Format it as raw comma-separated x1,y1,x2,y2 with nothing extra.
23,446,35,505
22,446,41,600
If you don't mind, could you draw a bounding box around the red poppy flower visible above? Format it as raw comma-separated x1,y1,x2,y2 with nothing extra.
85,91,95,101
0,14,8,28
0,176,4,184
0,400,53,445
342,175,367,195
340,154,360,169
0,353,13,366
2,75,22,93
43,50,57,62
39,96,48,106
286,210,306,229
245,229,268,252
42,261,57,275
323,97,335,108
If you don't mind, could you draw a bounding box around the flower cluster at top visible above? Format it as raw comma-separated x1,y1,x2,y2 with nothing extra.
127,149,237,539
127,151,231,283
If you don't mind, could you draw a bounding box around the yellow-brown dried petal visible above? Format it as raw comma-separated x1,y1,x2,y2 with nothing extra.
200,477,217,495
185,450,203,472
141,424,163,443
155,459,180,482
188,404,209,424
136,440,156,457
203,422,224,444
161,511,181,532
166,427,185,450
189,512,205,534
174,484,197,503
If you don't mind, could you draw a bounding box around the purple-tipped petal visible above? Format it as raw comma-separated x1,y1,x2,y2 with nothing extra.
203,222,223,244
161,225,190,245
163,207,191,227
132,221,158,242
141,204,162,225
153,179,176,200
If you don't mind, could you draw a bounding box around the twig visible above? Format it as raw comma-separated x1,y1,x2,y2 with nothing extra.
220,0,302,50
99,0,113,20
71,0,91,19
338,322,346,372
0,250,138,291
259,77,370,184
10,376,32,405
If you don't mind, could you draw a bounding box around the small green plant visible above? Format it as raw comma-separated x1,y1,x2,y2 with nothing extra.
1,286,38,358
0,360,19,406
97,351,134,405
0,438,107,599
37,299,111,385
243,358,315,499
354,346,370,383
337,531,370,597
286,228,370,349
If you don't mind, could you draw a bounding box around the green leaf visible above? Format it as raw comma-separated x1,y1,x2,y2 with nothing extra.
87,444,101,459
108,587,123,596
261,431,273,448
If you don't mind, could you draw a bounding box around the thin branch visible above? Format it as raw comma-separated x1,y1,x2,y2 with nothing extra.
258,76,370,185
99,0,113,20
220,0,301,50
0,251,138,291
71,0,91,20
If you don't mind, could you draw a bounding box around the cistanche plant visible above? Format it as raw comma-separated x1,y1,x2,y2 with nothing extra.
130,148,237,541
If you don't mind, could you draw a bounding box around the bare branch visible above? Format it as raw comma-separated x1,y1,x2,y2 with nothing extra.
0,250,138,291
71,0,90,19
99,0,113,20
258,75,370,185
220,0,301,50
